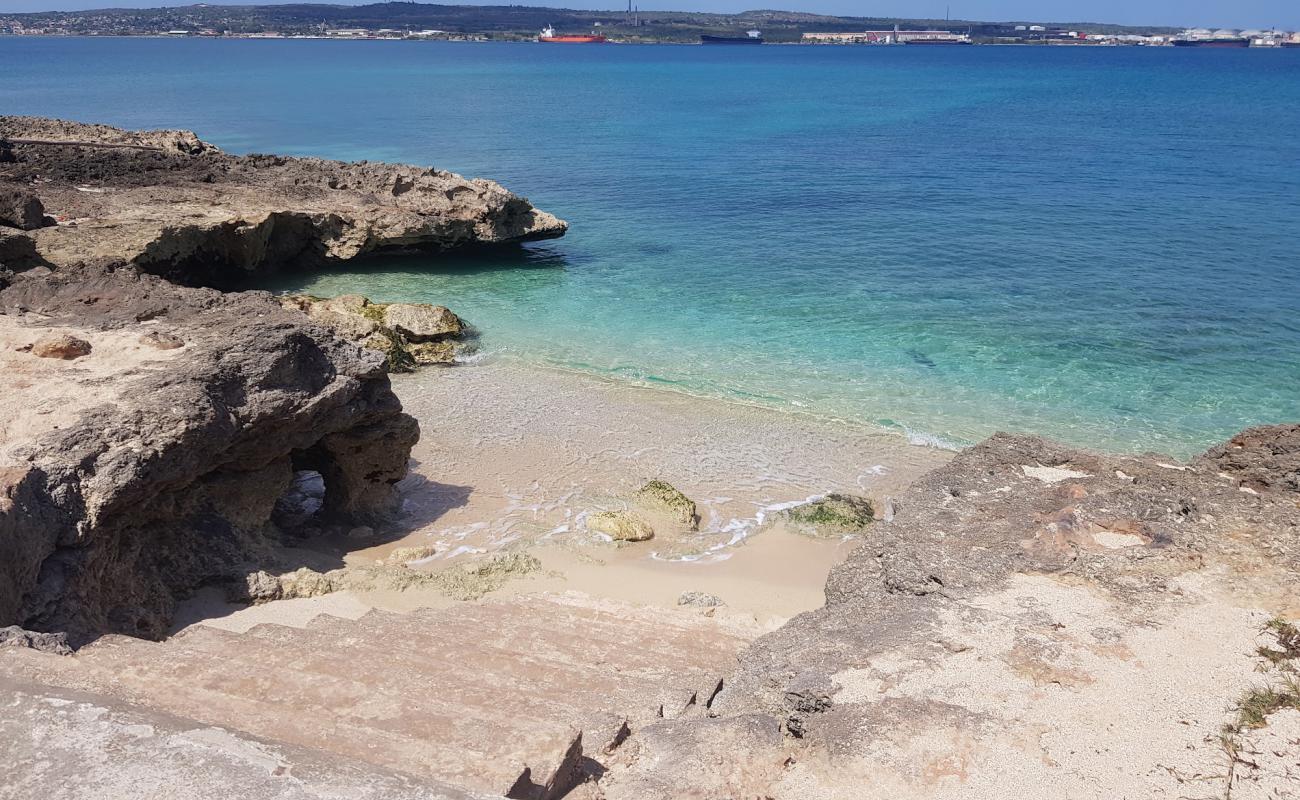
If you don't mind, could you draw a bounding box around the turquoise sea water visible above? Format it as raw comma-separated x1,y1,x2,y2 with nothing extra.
3,38,1298,456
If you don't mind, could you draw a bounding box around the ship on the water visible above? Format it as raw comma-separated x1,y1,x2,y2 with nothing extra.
538,25,607,43
1171,37,1250,48
1171,29,1252,47
701,30,763,44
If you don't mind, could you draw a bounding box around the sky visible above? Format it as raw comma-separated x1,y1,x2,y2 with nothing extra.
0,0,1296,29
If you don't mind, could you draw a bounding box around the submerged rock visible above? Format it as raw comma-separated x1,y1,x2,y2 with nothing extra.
779,493,875,535
634,479,698,529
587,511,655,542
282,293,467,372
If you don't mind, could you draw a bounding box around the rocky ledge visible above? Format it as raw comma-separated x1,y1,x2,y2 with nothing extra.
589,425,1300,798
0,263,419,643
0,116,567,287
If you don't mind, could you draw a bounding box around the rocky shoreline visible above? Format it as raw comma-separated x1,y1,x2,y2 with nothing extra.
2,118,1298,799
0,116,562,644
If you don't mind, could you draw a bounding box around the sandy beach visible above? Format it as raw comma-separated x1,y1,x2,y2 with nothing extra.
182,355,954,633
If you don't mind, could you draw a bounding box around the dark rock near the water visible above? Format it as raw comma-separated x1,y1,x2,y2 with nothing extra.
281,294,468,371
0,183,49,231
1197,422,1300,495
0,263,418,643
0,116,566,287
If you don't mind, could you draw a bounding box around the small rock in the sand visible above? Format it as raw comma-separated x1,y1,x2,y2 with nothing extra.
347,525,376,540
230,570,283,604
139,330,184,350
386,545,437,565
30,333,92,360
0,184,49,231
678,591,725,608
587,511,655,542
780,493,875,536
634,479,698,529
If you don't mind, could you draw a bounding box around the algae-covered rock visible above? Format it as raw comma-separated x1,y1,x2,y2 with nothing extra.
634,480,698,529
281,293,466,372
587,511,655,542
780,493,875,536
384,303,462,341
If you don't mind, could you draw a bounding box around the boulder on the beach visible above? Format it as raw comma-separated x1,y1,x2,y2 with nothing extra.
634,479,698,529
281,293,466,372
30,333,92,360
678,591,725,608
0,183,48,231
587,511,655,542
384,303,462,342
779,493,875,536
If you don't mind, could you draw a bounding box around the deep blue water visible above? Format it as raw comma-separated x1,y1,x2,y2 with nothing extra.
3,38,1298,456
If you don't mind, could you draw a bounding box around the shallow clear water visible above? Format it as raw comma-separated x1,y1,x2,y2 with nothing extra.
4,38,1299,456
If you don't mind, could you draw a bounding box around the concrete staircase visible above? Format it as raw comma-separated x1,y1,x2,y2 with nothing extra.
0,592,748,799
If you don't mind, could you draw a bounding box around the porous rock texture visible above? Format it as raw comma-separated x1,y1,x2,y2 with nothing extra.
593,427,1300,799
0,263,418,643
0,116,567,287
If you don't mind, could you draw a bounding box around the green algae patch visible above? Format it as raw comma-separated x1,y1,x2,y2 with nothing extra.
633,479,697,529
781,493,875,536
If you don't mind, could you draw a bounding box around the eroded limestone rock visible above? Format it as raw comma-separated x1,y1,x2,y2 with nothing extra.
587,511,655,542
633,480,697,529
281,293,467,371
0,264,418,643
0,116,566,287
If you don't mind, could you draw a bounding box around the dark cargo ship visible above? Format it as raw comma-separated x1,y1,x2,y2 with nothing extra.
1171,37,1250,48
701,30,763,44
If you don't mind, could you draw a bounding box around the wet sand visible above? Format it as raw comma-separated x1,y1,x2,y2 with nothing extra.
369,359,950,614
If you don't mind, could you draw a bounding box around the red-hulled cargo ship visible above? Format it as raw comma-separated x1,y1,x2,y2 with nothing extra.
539,26,607,43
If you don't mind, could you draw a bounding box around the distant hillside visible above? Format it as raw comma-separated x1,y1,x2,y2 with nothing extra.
0,2,1182,42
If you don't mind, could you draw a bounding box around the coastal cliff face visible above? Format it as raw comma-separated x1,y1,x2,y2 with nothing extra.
0,264,418,642
0,116,567,287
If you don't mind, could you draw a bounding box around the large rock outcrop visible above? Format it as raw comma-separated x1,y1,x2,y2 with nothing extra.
0,263,418,643
594,428,1300,798
0,116,567,287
